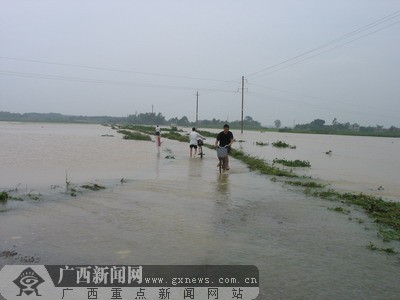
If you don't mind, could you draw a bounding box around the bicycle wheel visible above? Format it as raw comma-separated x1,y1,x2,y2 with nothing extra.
199,146,204,159
219,158,222,173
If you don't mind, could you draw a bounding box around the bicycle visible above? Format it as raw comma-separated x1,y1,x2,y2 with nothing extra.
216,146,228,173
197,138,206,159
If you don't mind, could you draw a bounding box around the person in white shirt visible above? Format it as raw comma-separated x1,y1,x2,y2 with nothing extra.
189,127,205,157
155,125,161,146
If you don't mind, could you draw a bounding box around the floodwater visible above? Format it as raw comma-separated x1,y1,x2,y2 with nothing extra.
1,122,400,299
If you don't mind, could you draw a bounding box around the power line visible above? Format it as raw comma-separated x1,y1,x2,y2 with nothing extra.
250,20,400,80
0,70,237,94
246,10,400,79
0,56,236,84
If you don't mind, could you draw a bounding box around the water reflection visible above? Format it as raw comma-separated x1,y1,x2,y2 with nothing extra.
187,158,204,178
155,146,161,176
0,201,7,213
214,173,231,205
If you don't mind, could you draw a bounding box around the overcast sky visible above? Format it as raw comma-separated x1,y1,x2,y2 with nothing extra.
1,0,399,127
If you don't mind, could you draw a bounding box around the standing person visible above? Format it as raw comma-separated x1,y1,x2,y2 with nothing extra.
155,125,161,146
189,127,205,157
215,124,234,170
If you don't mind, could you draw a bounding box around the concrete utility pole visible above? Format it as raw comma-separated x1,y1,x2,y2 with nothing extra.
195,91,199,126
241,76,245,134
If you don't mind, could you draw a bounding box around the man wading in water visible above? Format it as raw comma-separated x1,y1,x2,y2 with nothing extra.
215,124,234,170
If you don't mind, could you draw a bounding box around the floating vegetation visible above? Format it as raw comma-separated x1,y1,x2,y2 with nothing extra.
325,150,332,155
237,140,245,143
328,206,351,214
270,177,277,182
70,188,77,197
285,181,325,188
165,155,175,159
272,141,296,149
117,130,151,141
255,141,269,146
101,134,114,137
348,217,365,224
27,192,41,201
0,191,9,202
367,242,397,254
274,158,311,167
81,184,106,191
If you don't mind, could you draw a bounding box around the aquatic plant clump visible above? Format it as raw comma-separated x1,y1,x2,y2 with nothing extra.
0,191,9,202
81,184,106,191
272,141,296,149
255,141,269,146
274,159,311,167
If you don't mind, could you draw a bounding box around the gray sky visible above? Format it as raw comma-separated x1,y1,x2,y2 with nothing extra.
1,0,399,127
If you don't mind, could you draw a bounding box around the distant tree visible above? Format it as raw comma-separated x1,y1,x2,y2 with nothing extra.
310,119,325,129
178,116,190,126
274,119,281,128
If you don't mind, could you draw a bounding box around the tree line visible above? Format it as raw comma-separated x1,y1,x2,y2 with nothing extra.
0,111,263,129
279,118,400,137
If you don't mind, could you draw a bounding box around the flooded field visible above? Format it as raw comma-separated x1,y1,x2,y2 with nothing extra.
1,122,400,299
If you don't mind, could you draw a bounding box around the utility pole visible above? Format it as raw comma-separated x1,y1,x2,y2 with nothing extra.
195,91,199,126
151,105,154,115
241,76,245,134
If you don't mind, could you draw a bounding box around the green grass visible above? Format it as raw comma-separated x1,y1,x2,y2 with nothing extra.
162,131,189,143
230,149,298,177
367,242,398,254
117,130,151,141
285,181,325,188
274,158,311,167
328,206,351,214
309,189,400,241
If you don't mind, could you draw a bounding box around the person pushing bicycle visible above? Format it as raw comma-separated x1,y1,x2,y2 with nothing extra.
215,124,234,170
189,127,205,157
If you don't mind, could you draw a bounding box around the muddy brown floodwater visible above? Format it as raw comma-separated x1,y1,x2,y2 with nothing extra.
1,122,399,299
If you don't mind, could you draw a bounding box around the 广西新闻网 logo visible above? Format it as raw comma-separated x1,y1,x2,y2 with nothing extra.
13,267,45,296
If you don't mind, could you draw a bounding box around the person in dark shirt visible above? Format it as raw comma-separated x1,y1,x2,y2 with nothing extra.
215,124,234,170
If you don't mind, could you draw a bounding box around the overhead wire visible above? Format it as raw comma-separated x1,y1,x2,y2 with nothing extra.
0,70,237,94
246,10,400,79
0,56,236,84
